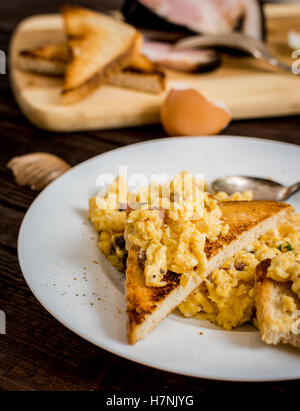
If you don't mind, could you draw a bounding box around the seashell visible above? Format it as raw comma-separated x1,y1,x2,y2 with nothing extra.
7,152,71,191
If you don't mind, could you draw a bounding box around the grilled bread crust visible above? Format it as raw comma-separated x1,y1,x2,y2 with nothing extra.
206,201,292,259
126,201,294,344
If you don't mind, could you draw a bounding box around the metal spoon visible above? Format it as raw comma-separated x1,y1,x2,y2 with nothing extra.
173,32,292,72
212,176,300,201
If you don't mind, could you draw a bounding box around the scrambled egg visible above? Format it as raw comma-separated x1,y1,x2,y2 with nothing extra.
213,190,253,202
179,213,300,330
282,295,297,313
89,173,300,331
89,177,128,272
125,173,226,287
90,172,226,287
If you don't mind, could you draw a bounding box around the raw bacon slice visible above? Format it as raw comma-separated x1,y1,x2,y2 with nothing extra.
141,40,220,72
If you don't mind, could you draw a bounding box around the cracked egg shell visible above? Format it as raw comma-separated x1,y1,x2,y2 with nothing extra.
161,88,232,137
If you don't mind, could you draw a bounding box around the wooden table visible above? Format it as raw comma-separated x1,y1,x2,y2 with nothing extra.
1,0,299,392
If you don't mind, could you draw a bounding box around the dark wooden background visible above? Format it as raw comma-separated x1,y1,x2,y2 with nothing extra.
0,0,299,391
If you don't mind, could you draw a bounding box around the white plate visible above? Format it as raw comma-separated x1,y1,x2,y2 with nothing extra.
18,136,300,382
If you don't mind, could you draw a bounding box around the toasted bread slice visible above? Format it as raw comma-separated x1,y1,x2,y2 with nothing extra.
126,201,294,344
108,70,165,94
18,44,70,76
18,43,165,94
61,5,142,104
254,259,300,349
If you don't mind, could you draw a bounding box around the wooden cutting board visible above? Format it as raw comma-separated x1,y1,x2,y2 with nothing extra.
9,3,300,132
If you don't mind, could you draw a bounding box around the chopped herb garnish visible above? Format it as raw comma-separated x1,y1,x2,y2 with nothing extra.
278,243,294,252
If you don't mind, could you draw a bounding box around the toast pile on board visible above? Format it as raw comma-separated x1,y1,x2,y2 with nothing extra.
125,201,294,344
17,5,166,103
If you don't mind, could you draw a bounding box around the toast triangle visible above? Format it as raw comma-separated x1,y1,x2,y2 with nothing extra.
17,43,165,94
61,5,142,104
126,201,294,344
